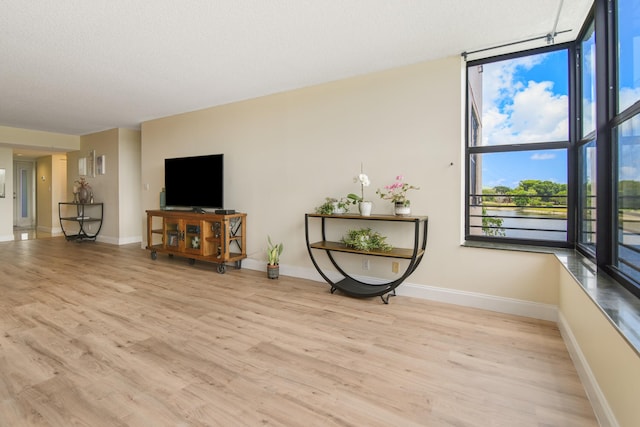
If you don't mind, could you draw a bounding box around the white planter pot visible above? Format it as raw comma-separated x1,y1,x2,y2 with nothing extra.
394,202,411,216
331,202,346,214
359,201,373,216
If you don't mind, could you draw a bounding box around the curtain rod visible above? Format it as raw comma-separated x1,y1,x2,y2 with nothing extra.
461,29,572,60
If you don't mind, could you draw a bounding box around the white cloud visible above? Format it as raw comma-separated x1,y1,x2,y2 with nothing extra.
619,86,640,112
581,42,597,134
481,54,568,146
620,166,639,181
531,153,556,160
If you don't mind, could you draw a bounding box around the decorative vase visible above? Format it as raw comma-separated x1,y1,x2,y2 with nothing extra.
359,201,373,216
78,187,89,203
267,264,280,279
394,201,411,216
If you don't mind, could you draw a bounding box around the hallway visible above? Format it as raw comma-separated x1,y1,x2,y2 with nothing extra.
13,226,53,241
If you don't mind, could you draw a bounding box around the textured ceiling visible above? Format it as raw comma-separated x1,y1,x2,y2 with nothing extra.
0,0,591,137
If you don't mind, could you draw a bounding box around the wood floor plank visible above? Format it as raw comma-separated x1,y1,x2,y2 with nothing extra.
0,238,598,426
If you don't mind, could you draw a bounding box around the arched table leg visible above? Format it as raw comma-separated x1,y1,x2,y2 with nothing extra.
305,213,428,304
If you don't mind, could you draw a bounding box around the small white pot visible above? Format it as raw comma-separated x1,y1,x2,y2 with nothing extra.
359,201,373,216
394,202,411,216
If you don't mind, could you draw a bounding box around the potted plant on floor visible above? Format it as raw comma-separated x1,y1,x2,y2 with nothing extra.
267,236,283,279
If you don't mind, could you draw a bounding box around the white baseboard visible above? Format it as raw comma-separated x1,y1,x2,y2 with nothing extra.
396,282,558,322
95,235,141,245
37,225,63,235
96,235,118,245
243,259,557,321
117,235,142,245
558,312,618,427
0,234,14,242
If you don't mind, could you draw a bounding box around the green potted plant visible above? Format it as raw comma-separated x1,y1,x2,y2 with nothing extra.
316,197,350,215
267,236,283,279
347,163,372,216
376,174,419,216
341,228,392,252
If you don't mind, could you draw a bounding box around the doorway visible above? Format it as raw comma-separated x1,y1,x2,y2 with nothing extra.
13,160,36,228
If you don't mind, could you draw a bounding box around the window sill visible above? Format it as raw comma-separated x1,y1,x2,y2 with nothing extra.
463,241,640,356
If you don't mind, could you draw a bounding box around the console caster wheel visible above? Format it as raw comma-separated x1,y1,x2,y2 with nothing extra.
217,264,226,274
150,251,157,260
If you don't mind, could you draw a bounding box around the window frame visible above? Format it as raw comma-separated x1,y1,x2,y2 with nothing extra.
464,0,640,300
576,9,598,257
464,43,575,248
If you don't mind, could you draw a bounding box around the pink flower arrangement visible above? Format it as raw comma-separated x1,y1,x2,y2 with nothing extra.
376,175,419,207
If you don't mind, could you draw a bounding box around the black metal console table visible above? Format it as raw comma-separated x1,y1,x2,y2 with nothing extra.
305,213,428,303
59,202,104,241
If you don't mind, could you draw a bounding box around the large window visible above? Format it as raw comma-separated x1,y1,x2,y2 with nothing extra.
613,0,640,294
578,20,597,251
466,0,640,298
616,0,640,113
615,115,640,283
466,49,570,245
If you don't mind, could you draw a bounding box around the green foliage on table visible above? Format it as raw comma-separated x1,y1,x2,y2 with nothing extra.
315,197,350,214
341,228,392,252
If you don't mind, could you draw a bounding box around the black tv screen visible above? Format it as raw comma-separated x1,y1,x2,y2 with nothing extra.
164,154,224,209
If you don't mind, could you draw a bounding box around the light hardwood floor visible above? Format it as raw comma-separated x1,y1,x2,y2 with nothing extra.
0,238,598,426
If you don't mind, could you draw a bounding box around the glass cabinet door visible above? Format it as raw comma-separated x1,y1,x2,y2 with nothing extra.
183,220,203,254
164,219,181,249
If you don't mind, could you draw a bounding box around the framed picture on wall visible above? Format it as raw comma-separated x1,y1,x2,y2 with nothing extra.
96,154,106,175
78,157,87,176
88,150,96,177
0,168,5,198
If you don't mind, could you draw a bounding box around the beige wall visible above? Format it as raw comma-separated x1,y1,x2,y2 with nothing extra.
0,147,13,240
559,267,640,427
51,154,67,233
79,129,120,242
141,55,558,305
36,157,53,230
36,154,67,234
68,128,142,244
117,128,142,243
0,125,79,151
0,126,77,239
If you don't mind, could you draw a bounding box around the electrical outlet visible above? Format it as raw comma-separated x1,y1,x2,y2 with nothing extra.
362,258,370,270
392,261,399,273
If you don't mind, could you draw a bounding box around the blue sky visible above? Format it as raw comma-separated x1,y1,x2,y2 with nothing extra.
617,0,640,111
477,9,639,190
480,50,569,188
481,150,567,188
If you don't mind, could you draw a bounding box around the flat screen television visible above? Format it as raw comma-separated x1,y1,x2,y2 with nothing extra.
164,154,224,210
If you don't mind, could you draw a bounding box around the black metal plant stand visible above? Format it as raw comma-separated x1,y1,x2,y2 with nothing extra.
305,213,428,304
59,202,104,242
